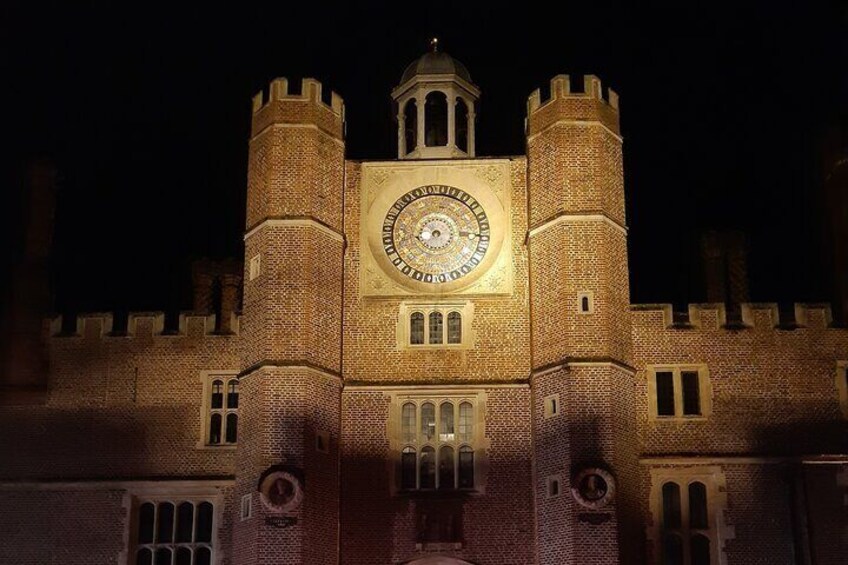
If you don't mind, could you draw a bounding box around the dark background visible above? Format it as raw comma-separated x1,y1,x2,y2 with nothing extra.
2,0,847,317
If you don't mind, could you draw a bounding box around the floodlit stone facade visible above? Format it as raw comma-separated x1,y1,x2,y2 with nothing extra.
1,48,846,565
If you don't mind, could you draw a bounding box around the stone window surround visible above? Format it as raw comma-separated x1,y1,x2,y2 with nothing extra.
397,301,475,350
647,466,735,565
646,364,713,421
120,482,226,565
197,370,239,450
543,393,561,419
240,494,252,521
577,291,595,314
248,253,261,281
386,387,490,495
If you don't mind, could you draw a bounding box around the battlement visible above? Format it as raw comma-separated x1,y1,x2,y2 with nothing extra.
251,77,344,117
48,311,240,340
631,303,838,331
527,74,619,115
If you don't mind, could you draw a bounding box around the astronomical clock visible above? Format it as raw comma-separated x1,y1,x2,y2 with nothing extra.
360,160,513,297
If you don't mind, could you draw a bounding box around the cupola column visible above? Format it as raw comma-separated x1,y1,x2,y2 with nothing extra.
447,93,456,148
467,106,476,157
416,95,425,151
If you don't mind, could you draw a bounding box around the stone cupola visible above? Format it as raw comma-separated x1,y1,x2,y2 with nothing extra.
392,39,480,159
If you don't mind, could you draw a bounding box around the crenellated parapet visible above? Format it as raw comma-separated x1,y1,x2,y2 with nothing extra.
631,302,837,331
527,74,620,137
250,77,345,140
47,312,240,340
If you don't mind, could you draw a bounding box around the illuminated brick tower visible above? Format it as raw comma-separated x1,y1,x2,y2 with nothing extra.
235,78,345,564
0,44,846,565
526,76,637,563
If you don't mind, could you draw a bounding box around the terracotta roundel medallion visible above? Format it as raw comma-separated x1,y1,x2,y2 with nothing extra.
382,185,491,284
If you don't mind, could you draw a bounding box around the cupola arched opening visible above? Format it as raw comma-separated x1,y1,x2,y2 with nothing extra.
425,91,448,147
404,99,418,154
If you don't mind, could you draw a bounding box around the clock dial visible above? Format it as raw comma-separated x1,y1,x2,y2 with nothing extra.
382,185,490,284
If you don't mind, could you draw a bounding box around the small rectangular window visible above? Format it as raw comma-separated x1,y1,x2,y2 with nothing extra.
249,254,261,281
546,475,562,498
240,494,252,521
315,430,330,453
578,291,594,314
656,372,675,416
544,394,561,419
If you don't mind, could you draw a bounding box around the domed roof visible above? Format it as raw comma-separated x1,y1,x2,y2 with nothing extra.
400,50,473,84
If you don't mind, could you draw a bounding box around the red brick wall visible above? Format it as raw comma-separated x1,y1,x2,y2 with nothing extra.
0,316,239,480
0,489,126,564
632,307,848,455
232,368,341,565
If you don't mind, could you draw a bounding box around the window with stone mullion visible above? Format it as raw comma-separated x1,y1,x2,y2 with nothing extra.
209,378,239,445
401,400,474,491
134,500,214,565
660,481,712,565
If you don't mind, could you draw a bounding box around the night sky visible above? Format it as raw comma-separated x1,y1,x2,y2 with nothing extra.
3,1,847,318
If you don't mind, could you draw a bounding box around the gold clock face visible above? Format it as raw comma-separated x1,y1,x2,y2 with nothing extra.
382,185,490,284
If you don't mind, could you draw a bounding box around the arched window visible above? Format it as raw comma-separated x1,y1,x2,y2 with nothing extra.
401,446,417,489
447,312,461,344
420,446,436,489
155,548,172,565
690,534,711,565
429,312,443,344
689,482,708,529
227,380,239,409
196,502,214,543
410,312,425,345
226,413,238,443
176,547,192,565
402,403,416,442
136,549,152,565
404,99,418,153
455,98,468,152
421,403,436,441
209,413,222,445
439,402,455,441
138,502,155,544
662,534,683,565
459,446,474,488
176,502,194,543
211,380,223,409
439,446,455,489
195,547,212,565
425,91,448,147
157,502,174,542
458,402,473,441
662,482,681,528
